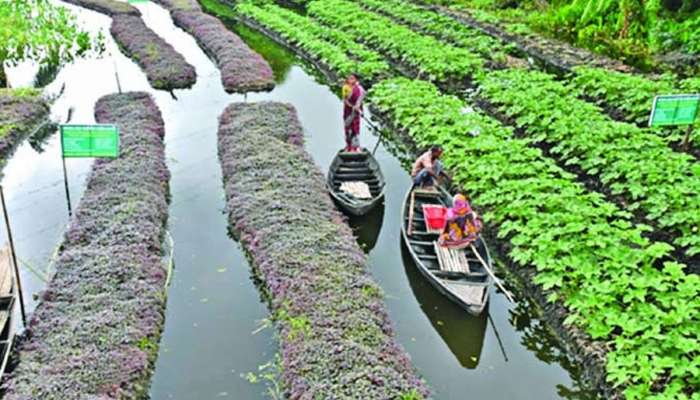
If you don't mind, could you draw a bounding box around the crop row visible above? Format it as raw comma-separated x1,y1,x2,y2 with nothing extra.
307,0,482,84
111,15,197,90
349,0,700,152
369,78,700,400
3,92,170,399
478,69,700,256
217,101,428,399
355,0,509,62
236,2,390,81
569,68,700,142
147,0,274,93
0,89,50,171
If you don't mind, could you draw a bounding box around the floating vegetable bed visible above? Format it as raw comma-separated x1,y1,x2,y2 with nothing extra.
111,14,197,90
167,9,274,92
61,0,140,16
3,92,170,399
217,102,428,399
0,89,50,172
370,78,700,400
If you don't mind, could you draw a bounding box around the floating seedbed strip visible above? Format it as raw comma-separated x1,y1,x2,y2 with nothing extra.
236,2,390,81
0,90,50,173
3,92,170,399
369,78,700,400
217,101,428,399
162,8,274,93
111,15,197,90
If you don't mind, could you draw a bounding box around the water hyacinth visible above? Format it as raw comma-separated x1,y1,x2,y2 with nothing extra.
3,92,170,399
111,15,197,90
168,10,275,93
217,102,429,399
61,0,140,16
0,90,49,171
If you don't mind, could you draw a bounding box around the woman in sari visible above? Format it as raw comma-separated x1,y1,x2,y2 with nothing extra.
343,73,365,152
438,194,482,248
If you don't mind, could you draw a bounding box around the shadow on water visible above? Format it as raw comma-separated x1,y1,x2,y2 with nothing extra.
401,242,487,369
347,201,385,253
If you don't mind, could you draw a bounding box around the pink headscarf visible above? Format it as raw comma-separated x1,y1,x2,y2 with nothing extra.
447,194,471,219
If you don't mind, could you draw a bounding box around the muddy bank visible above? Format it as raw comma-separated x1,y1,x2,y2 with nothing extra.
218,101,429,399
3,92,170,399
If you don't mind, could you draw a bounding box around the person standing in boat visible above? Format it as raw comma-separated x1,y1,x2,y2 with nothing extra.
411,145,450,188
439,194,482,248
343,73,365,152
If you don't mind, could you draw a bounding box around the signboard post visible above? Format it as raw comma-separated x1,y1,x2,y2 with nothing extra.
60,124,119,216
648,94,700,148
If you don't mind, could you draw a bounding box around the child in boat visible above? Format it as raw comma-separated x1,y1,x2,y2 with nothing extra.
438,194,482,248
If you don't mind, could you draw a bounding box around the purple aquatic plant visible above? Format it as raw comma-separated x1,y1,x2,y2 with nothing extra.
0,91,50,172
168,10,275,93
217,102,429,399
2,92,170,399
110,15,197,90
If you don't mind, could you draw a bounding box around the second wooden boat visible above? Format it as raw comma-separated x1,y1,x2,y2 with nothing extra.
401,186,492,315
327,148,385,216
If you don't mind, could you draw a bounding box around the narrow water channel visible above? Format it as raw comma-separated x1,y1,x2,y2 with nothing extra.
4,2,595,399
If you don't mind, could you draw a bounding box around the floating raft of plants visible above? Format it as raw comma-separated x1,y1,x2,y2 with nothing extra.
0,89,50,171
3,92,170,399
62,0,197,90
217,102,429,399
61,0,140,16
151,0,274,93
111,14,197,90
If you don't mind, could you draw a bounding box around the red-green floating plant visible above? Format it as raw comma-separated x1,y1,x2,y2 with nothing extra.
0,89,49,169
3,92,170,399
217,102,429,399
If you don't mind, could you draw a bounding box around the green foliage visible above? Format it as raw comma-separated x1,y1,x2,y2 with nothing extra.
237,2,390,80
478,68,700,255
0,0,102,85
308,0,483,83
370,77,700,399
355,0,511,61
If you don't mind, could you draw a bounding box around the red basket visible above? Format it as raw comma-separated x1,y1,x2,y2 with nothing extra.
422,205,447,232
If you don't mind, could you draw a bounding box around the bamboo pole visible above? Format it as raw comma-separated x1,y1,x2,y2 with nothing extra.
407,190,416,236
470,244,515,303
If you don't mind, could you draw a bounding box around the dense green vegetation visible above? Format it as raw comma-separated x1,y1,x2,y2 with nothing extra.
371,78,700,400
237,2,390,80
0,0,102,87
425,0,700,72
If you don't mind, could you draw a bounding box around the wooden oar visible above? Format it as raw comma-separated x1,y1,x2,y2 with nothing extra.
470,244,515,303
407,190,416,236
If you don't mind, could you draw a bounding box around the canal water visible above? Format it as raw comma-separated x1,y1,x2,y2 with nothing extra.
3,1,595,399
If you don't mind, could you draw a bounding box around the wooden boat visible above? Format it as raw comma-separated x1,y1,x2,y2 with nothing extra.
327,148,385,216
0,246,15,378
401,186,492,315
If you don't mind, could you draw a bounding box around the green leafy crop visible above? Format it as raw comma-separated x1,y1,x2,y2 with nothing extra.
370,78,700,400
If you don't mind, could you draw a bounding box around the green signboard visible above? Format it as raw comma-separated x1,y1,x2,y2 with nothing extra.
60,124,119,158
127,0,148,3
648,94,700,127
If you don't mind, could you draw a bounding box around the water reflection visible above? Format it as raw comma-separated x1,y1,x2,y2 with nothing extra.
401,242,487,369
347,202,384,253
